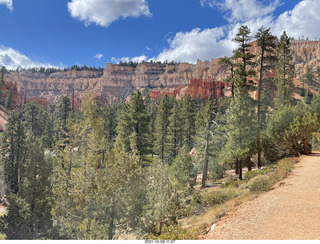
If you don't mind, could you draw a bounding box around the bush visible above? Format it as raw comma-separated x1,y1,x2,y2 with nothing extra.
202,189,239,206
208,161,226,181
275,158,296,180
248,175,273,193
245,167,273,180
146,224,199,240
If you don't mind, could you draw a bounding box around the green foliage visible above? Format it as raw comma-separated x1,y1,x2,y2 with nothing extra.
247,175,272,192
116,90,151,161
147,224,198,240
267,103,320,156
154,95,173,162
274,31,295,109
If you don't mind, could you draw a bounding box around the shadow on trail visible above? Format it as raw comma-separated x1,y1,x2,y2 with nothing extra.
306,152,320,157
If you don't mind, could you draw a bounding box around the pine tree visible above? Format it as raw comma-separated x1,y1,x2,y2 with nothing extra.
181,94,196,150
255,26,277,168
274,31,295,109
218,56,235,97
303,65,316,104
5,86,13,110
195,98,219,187
224,75,256,179
232,25,256,86
167,100,183,160
0,66,6,106
23,101,40,136
154,95,173,162
116,90,151,162
1,111,27,194
223,25,256,179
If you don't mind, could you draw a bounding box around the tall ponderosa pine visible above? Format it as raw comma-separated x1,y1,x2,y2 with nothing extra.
0,66,6,105
181,94,196,150
224,25,256,179
1,111,26,194
116,90,151,162
167,100,183,160
232,25,256,86
154,95,173,162
218,57,235,97
303,65,316,104
255,26,277,168
274,31,295,109
195,98,218,187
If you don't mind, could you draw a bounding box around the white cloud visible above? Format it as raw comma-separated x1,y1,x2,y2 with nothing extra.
154,27,232,63
0,45,55,70
111,54,147,63
200,0,280,23
93,53,104,60
272,0,320,39
112,0,320,65
152,0,320,63
67,0,151,28
0,0,13,11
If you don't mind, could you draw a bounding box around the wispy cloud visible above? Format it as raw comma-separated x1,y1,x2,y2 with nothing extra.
0,0,13,12
93,53,104,60
0,45,56,70
122,0,320,64
200,0,280,23
111,55,147,63
67,0,151,28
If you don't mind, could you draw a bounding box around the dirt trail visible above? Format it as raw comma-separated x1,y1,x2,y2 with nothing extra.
203,153,320,240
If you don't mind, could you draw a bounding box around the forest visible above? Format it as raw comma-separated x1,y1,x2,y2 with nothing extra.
0,25,320,240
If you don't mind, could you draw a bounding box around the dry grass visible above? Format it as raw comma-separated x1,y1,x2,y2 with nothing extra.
178,157,299,236
179,192,256,233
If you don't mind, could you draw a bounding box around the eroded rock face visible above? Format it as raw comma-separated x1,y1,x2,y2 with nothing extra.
5,40,320,104
149,79,225,101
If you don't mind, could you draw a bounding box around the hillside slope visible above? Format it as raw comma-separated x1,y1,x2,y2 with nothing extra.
203,152,320,240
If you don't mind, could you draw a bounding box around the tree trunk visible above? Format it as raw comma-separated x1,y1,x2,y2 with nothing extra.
239,160,243,180
235,159,239,175
257,49,264,169
108,199,116,240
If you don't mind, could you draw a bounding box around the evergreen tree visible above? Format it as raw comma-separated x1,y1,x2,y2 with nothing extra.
116,90,151,162
255,26,277,168
167,100,183,160
232,25,256,86
154,95,173,162
5,86,13,110
23,101,40,136
101,105,118,150
181,94,196,150
223,75,256,179
274,31,295,109
0,66,6,105
303,65,316,104
218,56,235,97
195,98,219,187
1,111,26,194
223,25,256,179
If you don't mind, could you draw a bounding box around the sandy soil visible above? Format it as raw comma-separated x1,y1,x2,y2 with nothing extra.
0,205,5,216
203,152,320,240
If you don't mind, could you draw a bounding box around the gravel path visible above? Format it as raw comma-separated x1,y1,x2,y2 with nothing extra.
204,153,320,240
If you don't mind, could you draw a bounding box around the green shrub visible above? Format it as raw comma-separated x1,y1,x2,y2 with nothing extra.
147,224,199,240
248,175,273,193
208,161,226,181
202,189,239,206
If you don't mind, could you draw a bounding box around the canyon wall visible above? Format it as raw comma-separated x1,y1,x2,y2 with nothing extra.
4,40,320,104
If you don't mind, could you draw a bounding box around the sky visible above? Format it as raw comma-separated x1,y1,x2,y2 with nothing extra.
0,0,319,70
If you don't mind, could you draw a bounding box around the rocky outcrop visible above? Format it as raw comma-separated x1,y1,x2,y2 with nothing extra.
4,40,319,104
149,79,225,101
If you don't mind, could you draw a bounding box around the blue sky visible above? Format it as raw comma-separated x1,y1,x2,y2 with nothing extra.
0,0,319,70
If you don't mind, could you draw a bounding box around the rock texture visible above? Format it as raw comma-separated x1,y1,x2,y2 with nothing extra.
4,40,320,104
